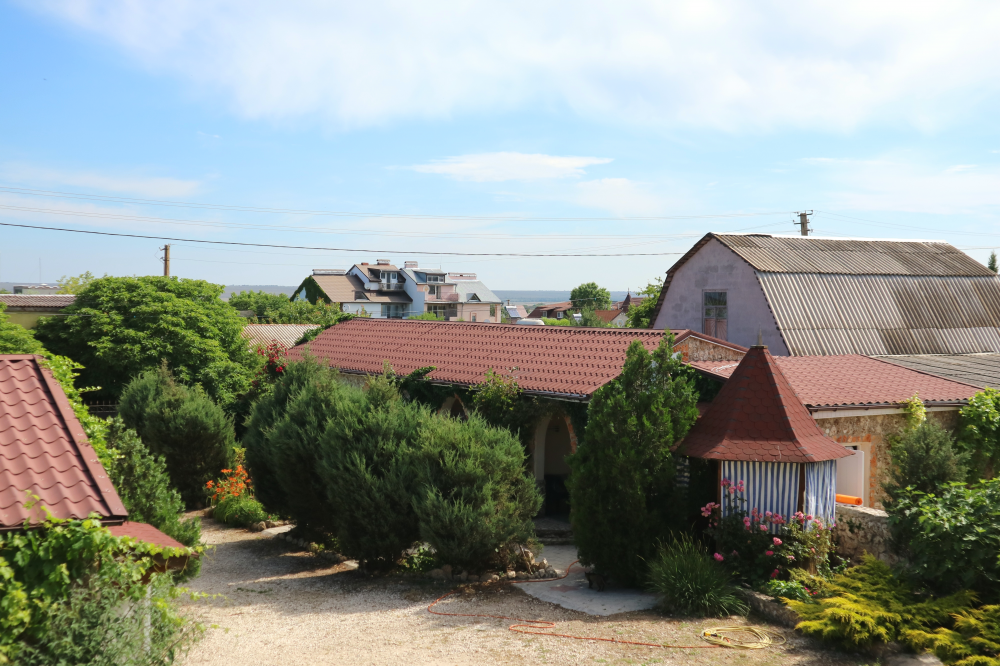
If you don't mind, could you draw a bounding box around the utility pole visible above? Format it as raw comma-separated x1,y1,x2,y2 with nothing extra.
795,211,813,236
161,244,171,276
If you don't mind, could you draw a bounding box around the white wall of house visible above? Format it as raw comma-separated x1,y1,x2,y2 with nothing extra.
653,238,789,354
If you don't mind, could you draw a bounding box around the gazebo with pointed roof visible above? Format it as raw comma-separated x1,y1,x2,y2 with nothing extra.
675,343,851,524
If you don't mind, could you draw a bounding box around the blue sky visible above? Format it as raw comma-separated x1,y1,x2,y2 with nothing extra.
2,1,1000,291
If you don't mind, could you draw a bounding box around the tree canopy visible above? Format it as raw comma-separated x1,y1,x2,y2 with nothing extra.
625,278,663,329
35,276,254,404
228,290,346,325
0,303,45,354
56,271,103,294
569,282,611,311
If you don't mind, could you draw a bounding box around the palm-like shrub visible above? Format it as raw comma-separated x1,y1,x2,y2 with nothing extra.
647,534,748,617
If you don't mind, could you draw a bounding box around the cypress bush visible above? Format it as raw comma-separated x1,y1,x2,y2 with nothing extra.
106,419,201,578
566,335,698,587
119,364,236,507
321,378,428,569
413,412,542,573
885,420,968,502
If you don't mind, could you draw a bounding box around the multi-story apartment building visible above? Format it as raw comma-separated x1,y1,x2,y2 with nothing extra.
292,260,502,322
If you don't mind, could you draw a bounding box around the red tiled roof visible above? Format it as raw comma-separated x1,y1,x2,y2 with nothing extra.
527,302,574,318
0,355,127,530
0,294,76,309
676,346,851,463
689,354,979,408
108,522,185,550
593,309,623,323
290,318,682,399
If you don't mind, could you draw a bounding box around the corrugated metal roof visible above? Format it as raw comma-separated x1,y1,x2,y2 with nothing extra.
758,273,1000,355
872,353,1000,389
715,234,992,276
453,280,502,304
241,324,319,349
0,294,76,309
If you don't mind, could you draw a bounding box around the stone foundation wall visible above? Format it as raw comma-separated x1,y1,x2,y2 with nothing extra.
834,504,901,566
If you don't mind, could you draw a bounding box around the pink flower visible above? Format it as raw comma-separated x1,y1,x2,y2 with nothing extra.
736,480,745,492
721,479,732,488
731,550,739,556
728,486,736,495
773,537,782,546
786,555,795,562
771,569,779,579
806,515,813,521
765,550,774,556
713,553,724,562
764,510,772,518
814,520,824,529
743,517,751,526
759,525,768,532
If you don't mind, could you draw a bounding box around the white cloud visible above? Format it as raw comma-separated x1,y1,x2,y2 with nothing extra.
24,1,1000,131
804,157,1000,214
572,178,666,216
410,152,611,182
1,163,201,198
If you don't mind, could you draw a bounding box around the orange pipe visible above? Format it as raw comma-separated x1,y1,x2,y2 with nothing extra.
836,494,863,505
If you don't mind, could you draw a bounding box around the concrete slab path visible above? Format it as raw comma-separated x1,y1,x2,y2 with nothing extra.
520,545,658,616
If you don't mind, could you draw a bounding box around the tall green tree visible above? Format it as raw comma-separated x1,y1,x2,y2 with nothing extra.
625,277,663,329
958,387,1000,479
883,420,968,502
228,290,347,325
989,251,998,274
569,282,611,311
56,271,102,294
118,364,236,507
566,334,699,586
0,302,45,354
35,276,254,407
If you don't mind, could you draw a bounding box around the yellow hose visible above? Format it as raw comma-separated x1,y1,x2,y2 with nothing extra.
701,626,787,649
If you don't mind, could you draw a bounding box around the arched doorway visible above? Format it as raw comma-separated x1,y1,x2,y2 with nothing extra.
438,394,469,421
529,413,577,517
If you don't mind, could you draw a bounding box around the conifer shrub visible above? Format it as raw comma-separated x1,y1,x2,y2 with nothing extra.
646,533,748,617
119,364,236,507
788,557,975,651
884,420,968,502
566,335,698,586
906,605,1000,666
321,377,427,570
412,412,542,573
106,419,201,578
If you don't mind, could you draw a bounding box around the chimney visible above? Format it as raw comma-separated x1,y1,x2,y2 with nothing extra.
404,261,418,268
377,259,390,265
360,262,369,266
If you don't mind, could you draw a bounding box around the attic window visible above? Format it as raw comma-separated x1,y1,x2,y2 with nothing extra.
468,294,481,301
703,291,728,340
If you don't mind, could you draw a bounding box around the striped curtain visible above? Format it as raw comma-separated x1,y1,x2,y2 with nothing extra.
803,460,837,526
720,461,800,526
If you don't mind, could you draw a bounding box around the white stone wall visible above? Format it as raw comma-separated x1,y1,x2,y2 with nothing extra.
834,504,901,566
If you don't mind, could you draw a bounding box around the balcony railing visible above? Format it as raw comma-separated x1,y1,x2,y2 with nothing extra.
378,282,405,291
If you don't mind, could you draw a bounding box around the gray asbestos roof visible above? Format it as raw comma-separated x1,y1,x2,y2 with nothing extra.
453,280,501,304
872,353,1000,389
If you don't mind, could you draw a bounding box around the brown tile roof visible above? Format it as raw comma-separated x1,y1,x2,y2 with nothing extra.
593,309,623,323
0,355,127,530
108,521,185,550
527,302,574,318
0,294,76,310
676,346,851,463
241,324,319,349
289,318,684,399
310,274,411,304
689,353,979,408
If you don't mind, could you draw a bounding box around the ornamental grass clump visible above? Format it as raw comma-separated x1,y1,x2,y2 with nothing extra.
646,533,748,617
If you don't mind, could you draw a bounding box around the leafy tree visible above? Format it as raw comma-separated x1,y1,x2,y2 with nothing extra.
989,251,998,274
0,302,45,354
570,282,611,311
573,308,612,328
566,334,699,586
228,290,347,325
118,364,236,507
884,420,968,502
958,387,1000,479
35,276,255,406
468,368,546,446
625,278,663,329
56,270,103,294
105,418,202,578
408,311,445,320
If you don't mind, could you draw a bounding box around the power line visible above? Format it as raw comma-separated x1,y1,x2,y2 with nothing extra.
0,220,687,257
0,185,795,222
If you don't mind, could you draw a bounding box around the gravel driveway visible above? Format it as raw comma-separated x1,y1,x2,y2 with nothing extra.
181,517,866,666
